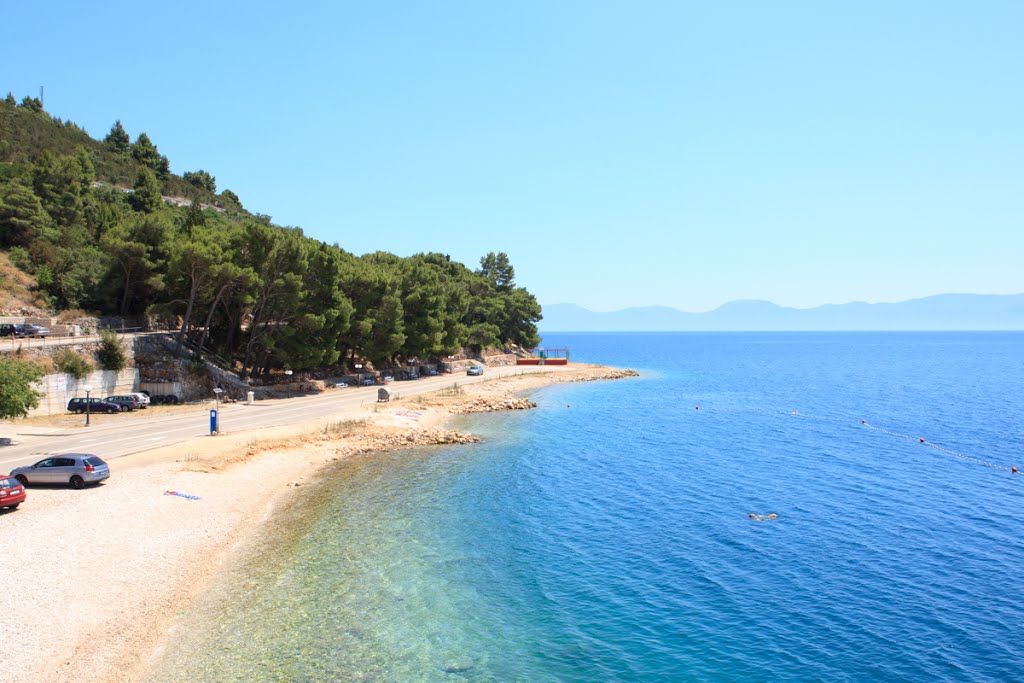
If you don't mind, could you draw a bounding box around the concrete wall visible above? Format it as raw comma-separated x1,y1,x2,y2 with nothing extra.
28,368,140,418
140,381,182,398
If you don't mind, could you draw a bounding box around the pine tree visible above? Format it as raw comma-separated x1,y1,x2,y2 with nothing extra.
130,167,163,213
183,197,205,237
18,96,43,113
184,170,216,194
0,179,53,247
74,146,95,191
104,120,131,155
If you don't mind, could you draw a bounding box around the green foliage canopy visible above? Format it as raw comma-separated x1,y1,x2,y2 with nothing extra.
53,348,92,379
0,357,43,418
104,120,131,156
183,170,215,194
96,330,127,370
0,94,547,375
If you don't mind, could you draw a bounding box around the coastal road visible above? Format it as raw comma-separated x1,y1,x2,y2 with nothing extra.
0,365,570,472
0,331,157,353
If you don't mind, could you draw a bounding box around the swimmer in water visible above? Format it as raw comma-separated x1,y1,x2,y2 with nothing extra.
748,513,778,521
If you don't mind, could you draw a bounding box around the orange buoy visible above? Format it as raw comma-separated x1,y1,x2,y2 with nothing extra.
919,438,925,443
1012,467,1018,474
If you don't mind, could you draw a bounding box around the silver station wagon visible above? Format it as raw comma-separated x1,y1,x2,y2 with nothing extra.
11,454,110,489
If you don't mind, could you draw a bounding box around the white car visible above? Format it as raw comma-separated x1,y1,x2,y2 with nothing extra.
129,392,151,408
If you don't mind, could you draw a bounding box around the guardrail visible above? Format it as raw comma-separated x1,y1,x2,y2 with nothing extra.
179,335,233,371
0,328,161,352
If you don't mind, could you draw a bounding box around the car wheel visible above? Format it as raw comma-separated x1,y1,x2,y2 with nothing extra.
15,474,28,486
8,503,19,510
69,475,85,490
108,407,118,414
120,405,130,412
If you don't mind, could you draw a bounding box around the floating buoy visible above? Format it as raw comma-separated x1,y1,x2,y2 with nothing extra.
1013,467,1018,474
919,438,925,443
861,420,866,424
695,406,699,410
792,410,799,415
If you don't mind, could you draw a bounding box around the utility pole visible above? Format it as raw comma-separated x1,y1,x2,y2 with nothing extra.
39,86,44,109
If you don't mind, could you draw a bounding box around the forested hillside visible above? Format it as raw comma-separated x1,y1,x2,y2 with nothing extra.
0,94,541,376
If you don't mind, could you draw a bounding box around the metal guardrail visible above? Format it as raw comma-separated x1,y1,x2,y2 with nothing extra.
0,328,160,352
178,335,233,371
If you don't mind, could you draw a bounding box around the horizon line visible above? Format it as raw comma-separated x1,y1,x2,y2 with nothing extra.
543,292,1024,315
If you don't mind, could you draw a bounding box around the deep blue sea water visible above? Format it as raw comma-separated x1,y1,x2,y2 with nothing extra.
147,333,1024,682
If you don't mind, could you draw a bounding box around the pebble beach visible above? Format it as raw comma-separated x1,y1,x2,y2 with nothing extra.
0,364,635,683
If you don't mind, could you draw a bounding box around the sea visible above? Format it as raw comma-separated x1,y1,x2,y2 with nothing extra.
145,332,1024,682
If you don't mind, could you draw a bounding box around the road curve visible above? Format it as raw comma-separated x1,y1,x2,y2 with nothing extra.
0,365,570,472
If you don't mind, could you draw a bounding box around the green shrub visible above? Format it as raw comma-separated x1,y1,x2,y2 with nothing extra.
7,246,33,273
53,348,92,379
96,330,127,370
0,356,43,419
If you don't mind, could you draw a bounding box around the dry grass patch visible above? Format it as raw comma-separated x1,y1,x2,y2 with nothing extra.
0,251,48,313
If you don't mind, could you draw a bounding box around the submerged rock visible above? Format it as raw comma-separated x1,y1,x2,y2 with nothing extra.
442,660,475,674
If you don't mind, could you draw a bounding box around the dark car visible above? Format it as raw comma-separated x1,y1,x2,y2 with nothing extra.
28,324,49,338
0,323,32,338
11,454,110,489
105,395,141,411
67,397,121,414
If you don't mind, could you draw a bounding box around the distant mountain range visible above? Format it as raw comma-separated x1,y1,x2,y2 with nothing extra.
540,294,1024,331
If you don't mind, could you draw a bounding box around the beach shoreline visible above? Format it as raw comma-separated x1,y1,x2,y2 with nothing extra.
1,363,636,683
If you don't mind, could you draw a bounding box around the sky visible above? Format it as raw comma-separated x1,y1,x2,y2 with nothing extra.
4,1,1023,312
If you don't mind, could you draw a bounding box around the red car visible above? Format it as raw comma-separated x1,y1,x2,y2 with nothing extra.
0,474,26,510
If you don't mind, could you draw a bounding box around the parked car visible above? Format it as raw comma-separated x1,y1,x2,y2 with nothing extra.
28,324,49,338
0,475,27,510
467,365,484,376
11,454,110,489
67,397,121,414
361,377,375,386
105,395,141,411
129,392,150,408
0,323,32,338
427,368,439,376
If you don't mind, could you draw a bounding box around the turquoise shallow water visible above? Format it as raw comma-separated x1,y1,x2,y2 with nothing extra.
147,333,1024,681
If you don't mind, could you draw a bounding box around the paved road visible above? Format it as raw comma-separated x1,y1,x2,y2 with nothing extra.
0,365,567,472
0,331,156,352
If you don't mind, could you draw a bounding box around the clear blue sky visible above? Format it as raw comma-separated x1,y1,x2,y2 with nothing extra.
5,1,1022,312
